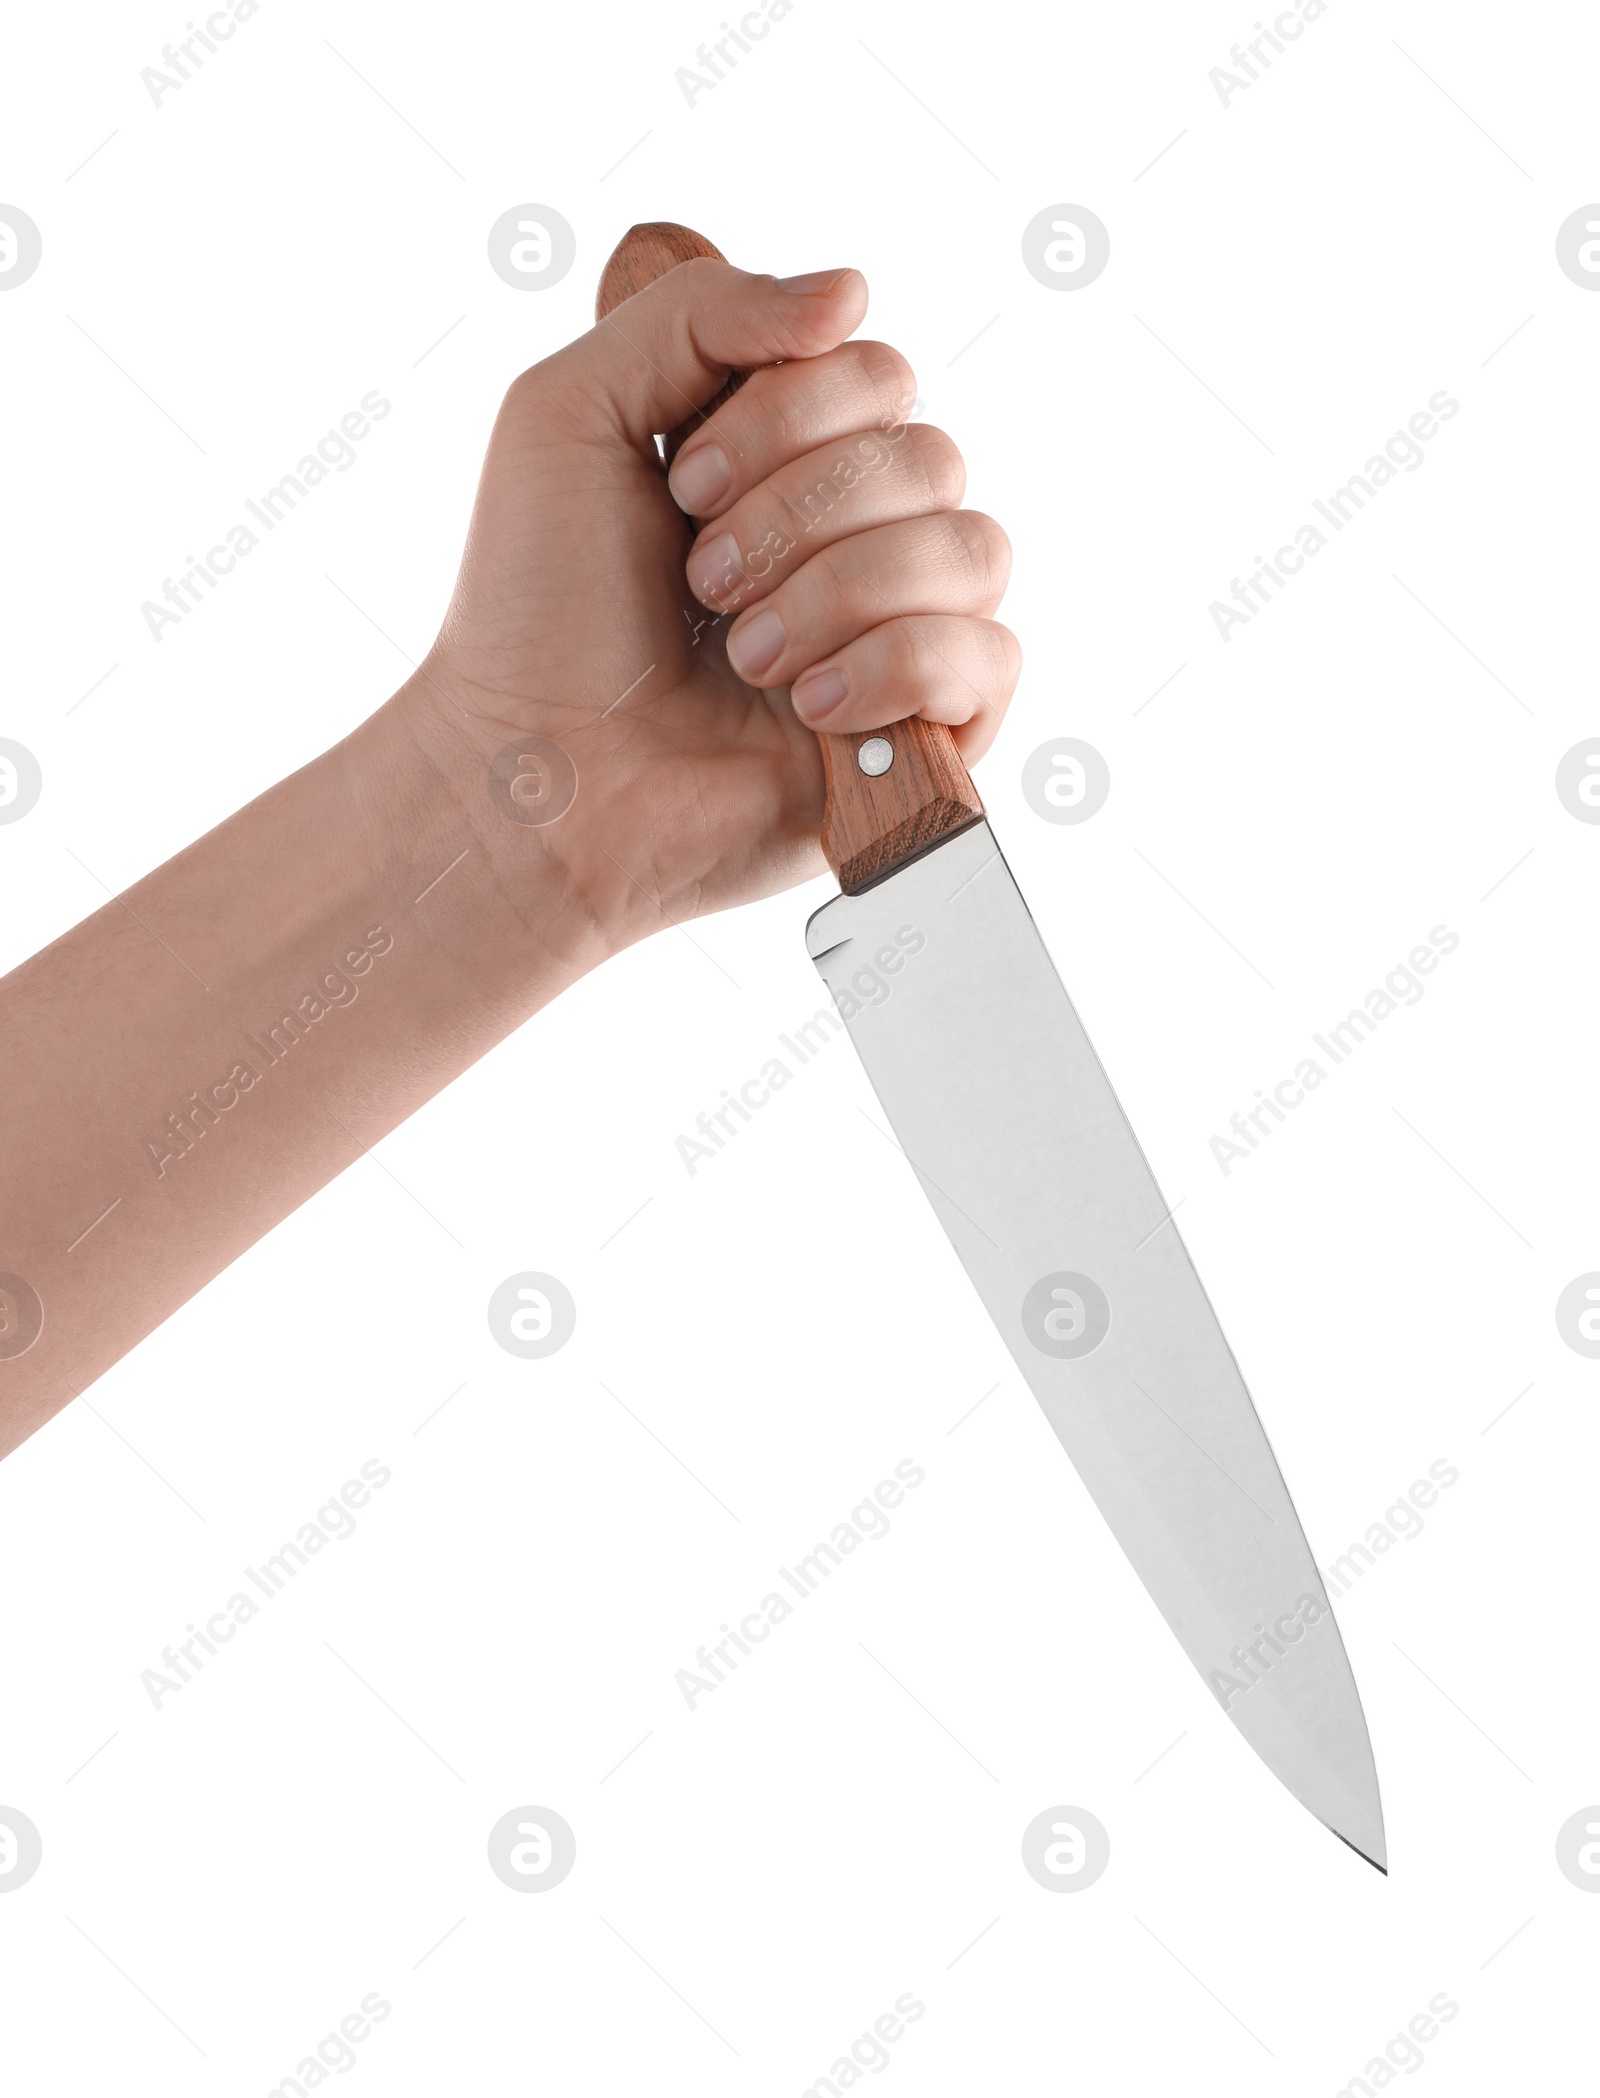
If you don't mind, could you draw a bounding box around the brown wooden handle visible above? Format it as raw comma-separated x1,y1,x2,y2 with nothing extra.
595,222,984,894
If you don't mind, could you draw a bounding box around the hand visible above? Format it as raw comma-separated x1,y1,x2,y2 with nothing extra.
404,257,1021,955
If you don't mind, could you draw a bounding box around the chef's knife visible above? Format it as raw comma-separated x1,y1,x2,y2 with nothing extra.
598,224,1385,1872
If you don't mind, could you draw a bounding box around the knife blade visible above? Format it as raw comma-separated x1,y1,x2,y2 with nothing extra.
598,223,1385,1872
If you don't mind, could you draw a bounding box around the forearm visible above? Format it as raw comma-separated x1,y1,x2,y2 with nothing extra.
0,683,603,1457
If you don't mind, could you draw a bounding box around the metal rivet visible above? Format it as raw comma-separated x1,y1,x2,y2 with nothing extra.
857,737,894,777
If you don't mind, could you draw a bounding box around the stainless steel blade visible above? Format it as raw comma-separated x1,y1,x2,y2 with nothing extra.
807,821,1385,1870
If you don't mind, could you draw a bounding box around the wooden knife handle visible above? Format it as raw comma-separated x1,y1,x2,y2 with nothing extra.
595,222,984,894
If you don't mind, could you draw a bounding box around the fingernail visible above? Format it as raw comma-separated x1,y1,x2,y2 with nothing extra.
689,532,744,606
777,268,850,295
791,666,848,722
668,442,731,515
727,607,785,682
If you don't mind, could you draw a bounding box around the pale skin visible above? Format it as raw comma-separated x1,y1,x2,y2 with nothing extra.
0,259,1020,1460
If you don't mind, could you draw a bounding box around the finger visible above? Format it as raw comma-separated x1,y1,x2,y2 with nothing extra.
528,259,868,451
665,341,916,517
685,423,965,615
719,511,1012,689
790,616,1021,762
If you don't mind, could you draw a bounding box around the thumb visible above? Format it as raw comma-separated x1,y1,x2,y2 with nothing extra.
540,256,868,448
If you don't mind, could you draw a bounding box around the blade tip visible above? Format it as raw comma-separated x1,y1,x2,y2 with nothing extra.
1330,1824,1388,1875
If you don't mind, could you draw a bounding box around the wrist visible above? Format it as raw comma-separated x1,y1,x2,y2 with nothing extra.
383,643,703,974
362,671,621,1013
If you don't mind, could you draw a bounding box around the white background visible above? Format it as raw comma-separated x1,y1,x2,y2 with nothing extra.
2,0,1598,2090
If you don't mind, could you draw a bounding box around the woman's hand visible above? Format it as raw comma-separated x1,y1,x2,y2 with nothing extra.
403,256,1021,955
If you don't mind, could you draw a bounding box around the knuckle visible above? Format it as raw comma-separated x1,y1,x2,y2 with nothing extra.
949,511,1012,598
730,361,782,418
991,620,1024,688
698,511,771,600
712,371,791,468
504,359,589,444
862,618,939,706
852,339,917,414
893,622,974,722
769,304,846,363
813,539,862,619
775,463,844,544
732,486,789,553
894,619,944,689
904,423,965,506
967,620,1020,702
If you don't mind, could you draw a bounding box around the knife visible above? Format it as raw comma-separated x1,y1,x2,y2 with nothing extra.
597,223,1385,1873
